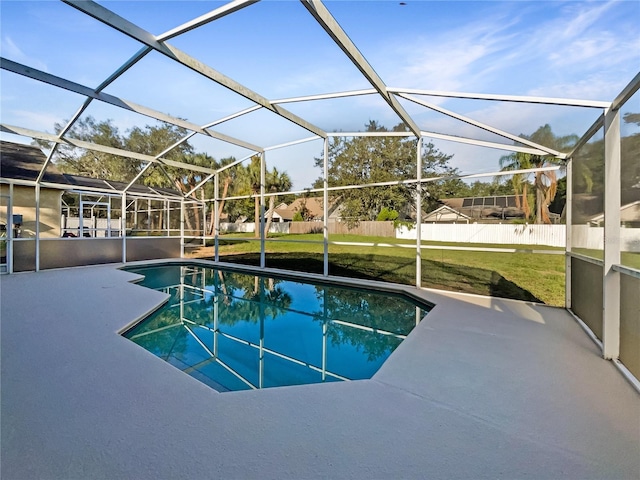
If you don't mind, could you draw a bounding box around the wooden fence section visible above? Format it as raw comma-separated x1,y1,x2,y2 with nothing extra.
288,222,323,234
222,221,396,237
329,221,395,237
289,221,395,236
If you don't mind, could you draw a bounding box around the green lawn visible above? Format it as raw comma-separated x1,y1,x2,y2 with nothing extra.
194,233,567,306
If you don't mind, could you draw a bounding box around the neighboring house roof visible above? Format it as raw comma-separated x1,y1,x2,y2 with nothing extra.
285,197,342,220
273,208,294,221
423,205,471,223
588,200,640,225
264,202,294,221
440,195,525,219
0,141,68,184
0,141,183,199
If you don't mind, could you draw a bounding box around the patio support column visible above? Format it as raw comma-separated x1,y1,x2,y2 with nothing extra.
214,173,220,262
260,151,266,269
7,184,14,274
165,200,169,236
323,137,329,276
565,158,572,310
602,107,621,360
415,137,422,288
259,278,265,389
122,192,127,263
180,198,185,258
201,189,206,246
35,183,40,272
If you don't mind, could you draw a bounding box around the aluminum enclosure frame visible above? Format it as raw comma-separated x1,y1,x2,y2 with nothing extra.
1,1,639,385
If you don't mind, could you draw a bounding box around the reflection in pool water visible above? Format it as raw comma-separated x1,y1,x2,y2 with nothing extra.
123,264,431,392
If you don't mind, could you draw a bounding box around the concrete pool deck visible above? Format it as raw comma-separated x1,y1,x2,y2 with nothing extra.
1,262,639,479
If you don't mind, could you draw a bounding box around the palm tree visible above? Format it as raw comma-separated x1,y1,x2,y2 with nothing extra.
245,156,262,238
499,125,577,224
263,167,292,237
208,157,237,235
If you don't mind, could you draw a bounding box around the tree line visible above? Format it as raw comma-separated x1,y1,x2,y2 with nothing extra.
41,117,291,236
41,114,638,229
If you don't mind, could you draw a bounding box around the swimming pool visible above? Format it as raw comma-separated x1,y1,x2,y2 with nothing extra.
122,263,431,392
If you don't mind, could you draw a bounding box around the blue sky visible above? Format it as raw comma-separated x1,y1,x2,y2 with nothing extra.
1,0,639,189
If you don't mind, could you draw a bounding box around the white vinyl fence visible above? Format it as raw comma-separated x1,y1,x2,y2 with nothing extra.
397,223,567,247
397,223,640,250
219,222,289,234
570,225,640,251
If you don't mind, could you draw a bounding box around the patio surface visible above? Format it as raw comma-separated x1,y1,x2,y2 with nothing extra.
1,262,639,479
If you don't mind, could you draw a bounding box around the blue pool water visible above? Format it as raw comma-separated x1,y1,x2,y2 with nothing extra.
123,264,431,392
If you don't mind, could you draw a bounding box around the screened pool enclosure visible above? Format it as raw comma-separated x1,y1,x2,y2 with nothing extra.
1,1,639,384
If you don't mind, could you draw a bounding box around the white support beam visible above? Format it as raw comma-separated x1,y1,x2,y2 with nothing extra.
610,71,640,112
215,153,255,175
326,131,414,138
301,0,421,137
415,137,422,288
568,113,605,159
151,107,262,175
260,152,266,268
157,0,259,41
180,199,185,258
602,107,621,360
35,184,40,272
36,46,152,185
420,130,551,156
123,162,154,193
185,174,214,198
1,124,217,175
214,174,220,262
264,136,321,151
203,105,262,129
565,158,573,310
122,191,127,263
272,89,377,104
62,0,327,139
397,93,566,158
387,87,611,109
1,58,263,153
323,137,329,277
36,98,93,183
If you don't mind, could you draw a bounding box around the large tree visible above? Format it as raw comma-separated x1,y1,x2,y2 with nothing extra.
499,124,578,224
43,116,228,234
216,156,293,234
313,121,458,226
46,117,138,180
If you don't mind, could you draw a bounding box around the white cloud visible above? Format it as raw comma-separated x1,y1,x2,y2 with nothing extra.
1,36,48,72
380,0,638,103
10,110,61,133
527,73,631,102
559,0,618,39
382,13,521,92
